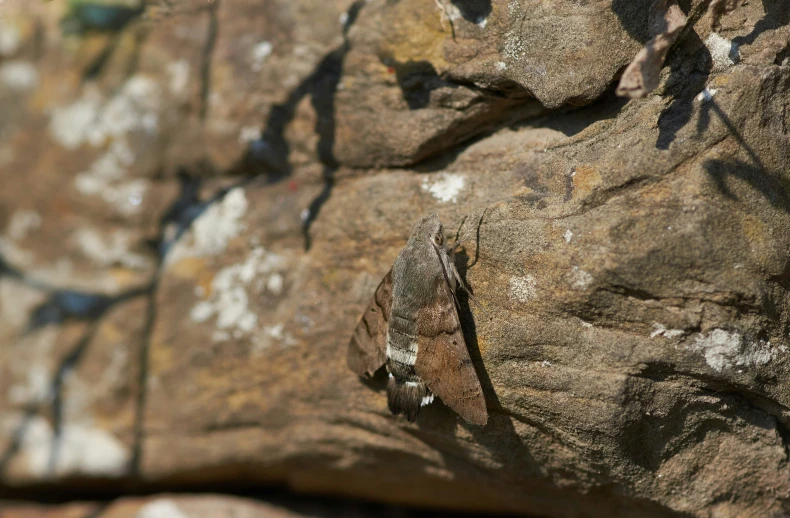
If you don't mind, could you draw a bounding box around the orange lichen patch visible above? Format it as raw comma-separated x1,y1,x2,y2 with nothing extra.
633,182,673,205
476,334,490,357
379,1,451,71
149,338,175,375
95,317,124,345
711,75,732,89
738,213,773,266
109,267,144,288
169,257,215,296
572,165,602,195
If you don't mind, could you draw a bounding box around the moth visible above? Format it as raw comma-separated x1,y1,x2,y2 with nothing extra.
347,214,487,426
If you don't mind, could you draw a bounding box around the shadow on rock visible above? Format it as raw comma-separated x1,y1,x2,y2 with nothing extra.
379,55,445,110
449,0,492,25
237,1,366,250
704,159,790,213
655,31,712,150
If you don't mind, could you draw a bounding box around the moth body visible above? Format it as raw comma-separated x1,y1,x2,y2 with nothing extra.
385,215,456,421
347,214,488,426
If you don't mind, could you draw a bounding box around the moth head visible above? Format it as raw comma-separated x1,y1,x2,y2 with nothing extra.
416,214,444,247
433,225,444,247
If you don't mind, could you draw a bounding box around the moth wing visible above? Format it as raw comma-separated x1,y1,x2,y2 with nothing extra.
414,277,488,426
347,270,393,377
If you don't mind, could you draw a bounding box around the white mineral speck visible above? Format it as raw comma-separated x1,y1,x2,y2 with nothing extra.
251,41,273,72
571,266,593,290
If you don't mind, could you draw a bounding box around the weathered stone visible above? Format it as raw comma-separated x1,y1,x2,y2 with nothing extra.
0,495,305,518
0,276,146,484
0,1,170,293
142,31,790,515
1,0,790,517
331,0,652,167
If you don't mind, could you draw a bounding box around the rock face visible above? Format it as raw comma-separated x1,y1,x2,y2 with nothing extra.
2,0,790,517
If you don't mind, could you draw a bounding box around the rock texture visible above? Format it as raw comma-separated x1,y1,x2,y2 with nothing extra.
0,494,342,518
2,0,790,517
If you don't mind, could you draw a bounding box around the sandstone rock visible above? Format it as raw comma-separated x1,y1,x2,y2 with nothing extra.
0,494,308,518
0,276,146,483
141,15,790,518
1,0,790,517
332,0,652,167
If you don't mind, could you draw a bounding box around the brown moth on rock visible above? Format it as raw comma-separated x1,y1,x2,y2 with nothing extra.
347,214,487,426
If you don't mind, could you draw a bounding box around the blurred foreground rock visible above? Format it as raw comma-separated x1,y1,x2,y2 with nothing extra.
0,493,358,518
1,0,790,517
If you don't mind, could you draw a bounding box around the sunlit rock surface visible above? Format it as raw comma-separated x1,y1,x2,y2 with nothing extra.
1,0,789,516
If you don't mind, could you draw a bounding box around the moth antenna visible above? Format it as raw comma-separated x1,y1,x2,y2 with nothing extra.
452,215,469,246
467,207,488,269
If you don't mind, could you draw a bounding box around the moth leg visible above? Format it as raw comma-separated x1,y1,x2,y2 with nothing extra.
433,0,456,39
449,259,488,315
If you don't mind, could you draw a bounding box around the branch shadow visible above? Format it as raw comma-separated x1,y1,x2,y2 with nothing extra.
0,405,38,477
239,1,366,251
697,95,790,213
654,0,788,149
655,30,712,150
703,159,790,214
732,0,790,49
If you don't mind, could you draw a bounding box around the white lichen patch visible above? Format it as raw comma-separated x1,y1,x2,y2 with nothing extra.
690,329,787,372
705,32,739,71
189,246,287,341
166,60,190,96
570,266,593,290
696,87,718,102
0,61,39,91
251,41,273,72
650,323,684,339
509,275,537,302
564,229,573,243
136,499,190,518
168,188,249,262
266,272,284,295
50,75,160,215
0,20,21,57
20,416,129,478
73,227,152,270
252,322,297,355
421,173,465,203
238,125,262,144
50,75,160,150
6,209,41,240
503,33,524,61
75,142,150,214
